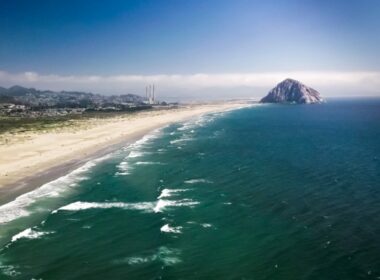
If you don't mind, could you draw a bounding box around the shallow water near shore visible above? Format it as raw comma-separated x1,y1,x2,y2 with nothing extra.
0,99,380,279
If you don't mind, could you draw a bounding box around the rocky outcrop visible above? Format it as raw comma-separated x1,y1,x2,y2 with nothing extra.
260,79,323,104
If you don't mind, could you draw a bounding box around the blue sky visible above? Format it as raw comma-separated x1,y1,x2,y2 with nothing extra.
0,0,379,98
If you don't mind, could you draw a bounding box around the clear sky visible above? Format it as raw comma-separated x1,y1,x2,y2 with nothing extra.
0,0,380,99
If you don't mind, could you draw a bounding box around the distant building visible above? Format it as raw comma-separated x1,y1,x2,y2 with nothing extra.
0,103,27,115
145,84,157,105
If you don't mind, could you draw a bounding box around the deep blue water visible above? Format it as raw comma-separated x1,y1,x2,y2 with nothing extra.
0,99,379,279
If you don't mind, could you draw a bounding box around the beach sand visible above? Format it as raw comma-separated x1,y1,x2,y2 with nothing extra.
0,102,247,204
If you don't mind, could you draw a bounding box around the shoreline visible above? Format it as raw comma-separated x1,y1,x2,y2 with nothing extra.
0,134,142,206
0,102,249,206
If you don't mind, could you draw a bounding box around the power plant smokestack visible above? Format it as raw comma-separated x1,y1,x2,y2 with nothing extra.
145,84,157,104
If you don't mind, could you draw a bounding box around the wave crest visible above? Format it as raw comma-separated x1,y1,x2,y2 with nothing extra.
184,179,213,184
160,224,182,234
53,201,155,213
11,228,54,243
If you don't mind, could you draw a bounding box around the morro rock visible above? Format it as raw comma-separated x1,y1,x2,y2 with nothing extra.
260,79,323,104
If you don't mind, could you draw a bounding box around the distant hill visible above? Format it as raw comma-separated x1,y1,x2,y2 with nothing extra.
0,85,146,108
7,85,37,96
260,79,323,104
0,87,8,95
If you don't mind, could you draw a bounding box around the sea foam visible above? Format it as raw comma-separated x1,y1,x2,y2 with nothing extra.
0,263,21,277
127,151,146,158
135,161,164,165
53,201,156,213
115,129,163,176
154,199,199,213
0,154,110,225
157,189,188,199
125,128,163,154
169,136,193,145
115,161,132,175
184,179,213,184
11,228,54,243
160,224,183,234
201,223,213,228
177,114,214,131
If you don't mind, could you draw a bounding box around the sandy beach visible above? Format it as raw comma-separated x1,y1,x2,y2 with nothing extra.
0,102,247,203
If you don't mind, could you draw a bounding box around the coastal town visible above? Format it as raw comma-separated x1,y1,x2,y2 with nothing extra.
0,84,172,118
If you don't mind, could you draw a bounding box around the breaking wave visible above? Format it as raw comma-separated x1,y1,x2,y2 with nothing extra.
135,161,165,165
11,228,54,243
52,201,156,213
154,199,199,213
157,189,189,199
169,136,194,145
115,161,132,176
160,224,183,234
115,129,163,176
127,151,146,158
184,179,213,184
0,154,111,225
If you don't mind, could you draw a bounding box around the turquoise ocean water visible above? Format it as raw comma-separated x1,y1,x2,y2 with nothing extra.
0,99,379,279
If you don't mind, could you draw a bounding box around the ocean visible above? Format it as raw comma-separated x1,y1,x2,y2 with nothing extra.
0,99,379,279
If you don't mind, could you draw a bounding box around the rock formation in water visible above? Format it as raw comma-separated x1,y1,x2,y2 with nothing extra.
260,78,323,104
